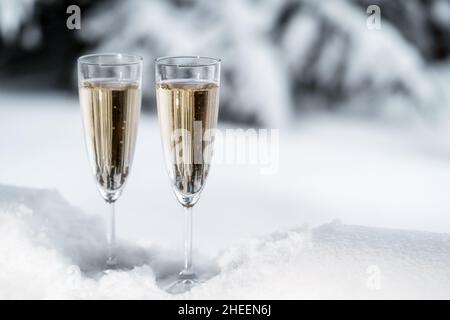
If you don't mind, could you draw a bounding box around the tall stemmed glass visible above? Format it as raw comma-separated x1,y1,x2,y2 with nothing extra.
155,56,220,292
78,53,142,268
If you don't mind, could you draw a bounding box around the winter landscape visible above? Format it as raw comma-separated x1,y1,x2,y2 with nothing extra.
1,0,450,299
1,90,450,299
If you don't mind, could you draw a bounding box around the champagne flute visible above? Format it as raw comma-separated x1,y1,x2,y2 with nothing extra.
155,56,220,293
78,53,142,268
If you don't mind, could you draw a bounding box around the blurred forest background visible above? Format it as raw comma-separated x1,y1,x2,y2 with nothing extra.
1,0,450,126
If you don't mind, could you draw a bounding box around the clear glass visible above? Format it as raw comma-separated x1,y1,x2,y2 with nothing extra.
155,56,221,293
78,53,143,269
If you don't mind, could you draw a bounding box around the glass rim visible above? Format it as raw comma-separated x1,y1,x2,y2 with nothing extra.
78,53,143,66
155,55,221,67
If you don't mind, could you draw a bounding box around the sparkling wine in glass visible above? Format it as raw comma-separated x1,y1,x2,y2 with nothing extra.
78,53,142,268
155,56,220,293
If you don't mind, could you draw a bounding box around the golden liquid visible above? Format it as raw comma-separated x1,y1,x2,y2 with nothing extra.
156,80,219,199
79,80,141,199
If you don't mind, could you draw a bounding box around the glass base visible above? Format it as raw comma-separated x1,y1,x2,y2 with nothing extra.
166,271,199,294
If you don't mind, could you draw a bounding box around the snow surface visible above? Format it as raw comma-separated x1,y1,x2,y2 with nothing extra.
1,91,450,298
1,184,449,299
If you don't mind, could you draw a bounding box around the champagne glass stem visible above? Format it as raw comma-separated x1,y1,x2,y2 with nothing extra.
106,201,117,267
181,206,194,277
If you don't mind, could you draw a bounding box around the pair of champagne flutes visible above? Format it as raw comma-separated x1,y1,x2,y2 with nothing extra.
77,54,220,292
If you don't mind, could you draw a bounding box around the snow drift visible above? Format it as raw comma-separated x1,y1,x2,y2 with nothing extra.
1,184,449,299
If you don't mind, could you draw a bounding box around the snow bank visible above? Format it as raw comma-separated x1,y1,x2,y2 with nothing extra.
1,184,449,299
192,222,450,299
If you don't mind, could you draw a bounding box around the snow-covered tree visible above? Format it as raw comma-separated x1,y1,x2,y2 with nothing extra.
79,0,447,125
0,0,448,125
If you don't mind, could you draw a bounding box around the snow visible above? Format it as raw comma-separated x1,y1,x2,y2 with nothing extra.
1,185,449,299
1,90,450,298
